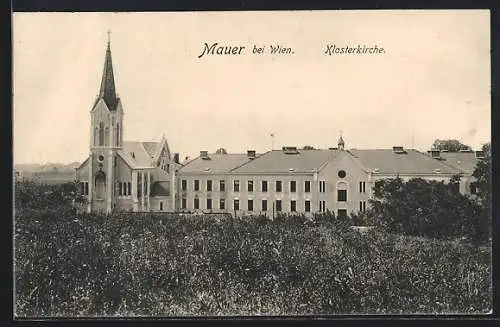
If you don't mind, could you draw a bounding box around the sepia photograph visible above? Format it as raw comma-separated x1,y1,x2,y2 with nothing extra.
13,10,492,317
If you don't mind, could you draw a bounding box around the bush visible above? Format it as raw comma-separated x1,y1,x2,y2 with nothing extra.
366,177,489,244
14,207,491,315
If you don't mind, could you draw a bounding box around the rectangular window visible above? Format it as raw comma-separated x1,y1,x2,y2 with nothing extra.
234,199,240,211
319,200,326,212
290,200,297,212
290,181,297,193
261,180,268,192
359,181,366,193
338,190,347,202
85,182,89,195
118,182,123,196
363,201,366,212
159,201,164,211
248,180,254,192
181,198,187,209
276,181,282,192
220,180,225,192
248,199,253,211
207,180,212,192
338,209,347,218
262,199,268,211
233,180,240,192
181,179,187,191
127,182,131,196
305,200,311,212
305,181,311,193
275,200,282,212
359,201,363,212
220,198,225,210
194,198,199,209
319,181,326,193
207,198,212,210
194,180,200,191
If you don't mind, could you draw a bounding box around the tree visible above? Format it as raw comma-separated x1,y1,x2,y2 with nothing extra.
470,142,491,243
367,177,480,241
215,148,228,154
302,145,315,150
432,139,472,152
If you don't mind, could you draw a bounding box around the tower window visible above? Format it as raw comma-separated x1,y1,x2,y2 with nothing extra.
99,122,105,146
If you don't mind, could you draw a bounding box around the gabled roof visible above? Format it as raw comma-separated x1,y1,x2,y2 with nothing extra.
180,153,255,174
434,152,478,175
118,141,158,168
348,149,461,175
231,149,339,174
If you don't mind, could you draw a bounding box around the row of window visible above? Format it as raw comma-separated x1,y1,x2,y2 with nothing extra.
181,198,314,212
117,182,132,196
182,179,312,193
181,179,368,193
79,181,133,196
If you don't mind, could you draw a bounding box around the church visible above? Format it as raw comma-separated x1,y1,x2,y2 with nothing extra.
75,38,181,214
76,39,481,216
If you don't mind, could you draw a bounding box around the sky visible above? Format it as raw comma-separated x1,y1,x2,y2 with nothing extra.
13,10,490,164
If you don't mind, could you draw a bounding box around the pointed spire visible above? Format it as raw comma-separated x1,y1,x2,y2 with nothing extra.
98,31,118,110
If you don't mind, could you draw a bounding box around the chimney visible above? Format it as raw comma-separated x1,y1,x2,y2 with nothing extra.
475,150,485,158
200,151,210,160
430,150,441,158
247,150,256,159
282,146,299,154
392,146,406,154
173,153,180,164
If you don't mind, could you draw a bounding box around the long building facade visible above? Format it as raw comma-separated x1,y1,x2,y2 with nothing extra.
76,40,482,216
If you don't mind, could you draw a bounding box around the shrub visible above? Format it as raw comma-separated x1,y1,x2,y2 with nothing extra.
14,183,492,316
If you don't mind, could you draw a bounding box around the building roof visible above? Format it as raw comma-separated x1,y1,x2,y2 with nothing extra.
180,153,255,174
231,149,339,174
118,141,159,168
348,149,461,175
434,152,478,175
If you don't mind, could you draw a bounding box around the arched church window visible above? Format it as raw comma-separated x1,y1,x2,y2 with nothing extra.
105,127,109,146
99,122,105,146
116,123,120,146
95,171,106,200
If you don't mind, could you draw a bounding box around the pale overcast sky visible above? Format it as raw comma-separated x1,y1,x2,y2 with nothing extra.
13,10,490,164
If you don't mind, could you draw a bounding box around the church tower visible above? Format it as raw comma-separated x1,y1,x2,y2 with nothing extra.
87,34,124,214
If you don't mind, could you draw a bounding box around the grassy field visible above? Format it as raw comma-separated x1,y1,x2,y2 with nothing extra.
14,208,492,317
